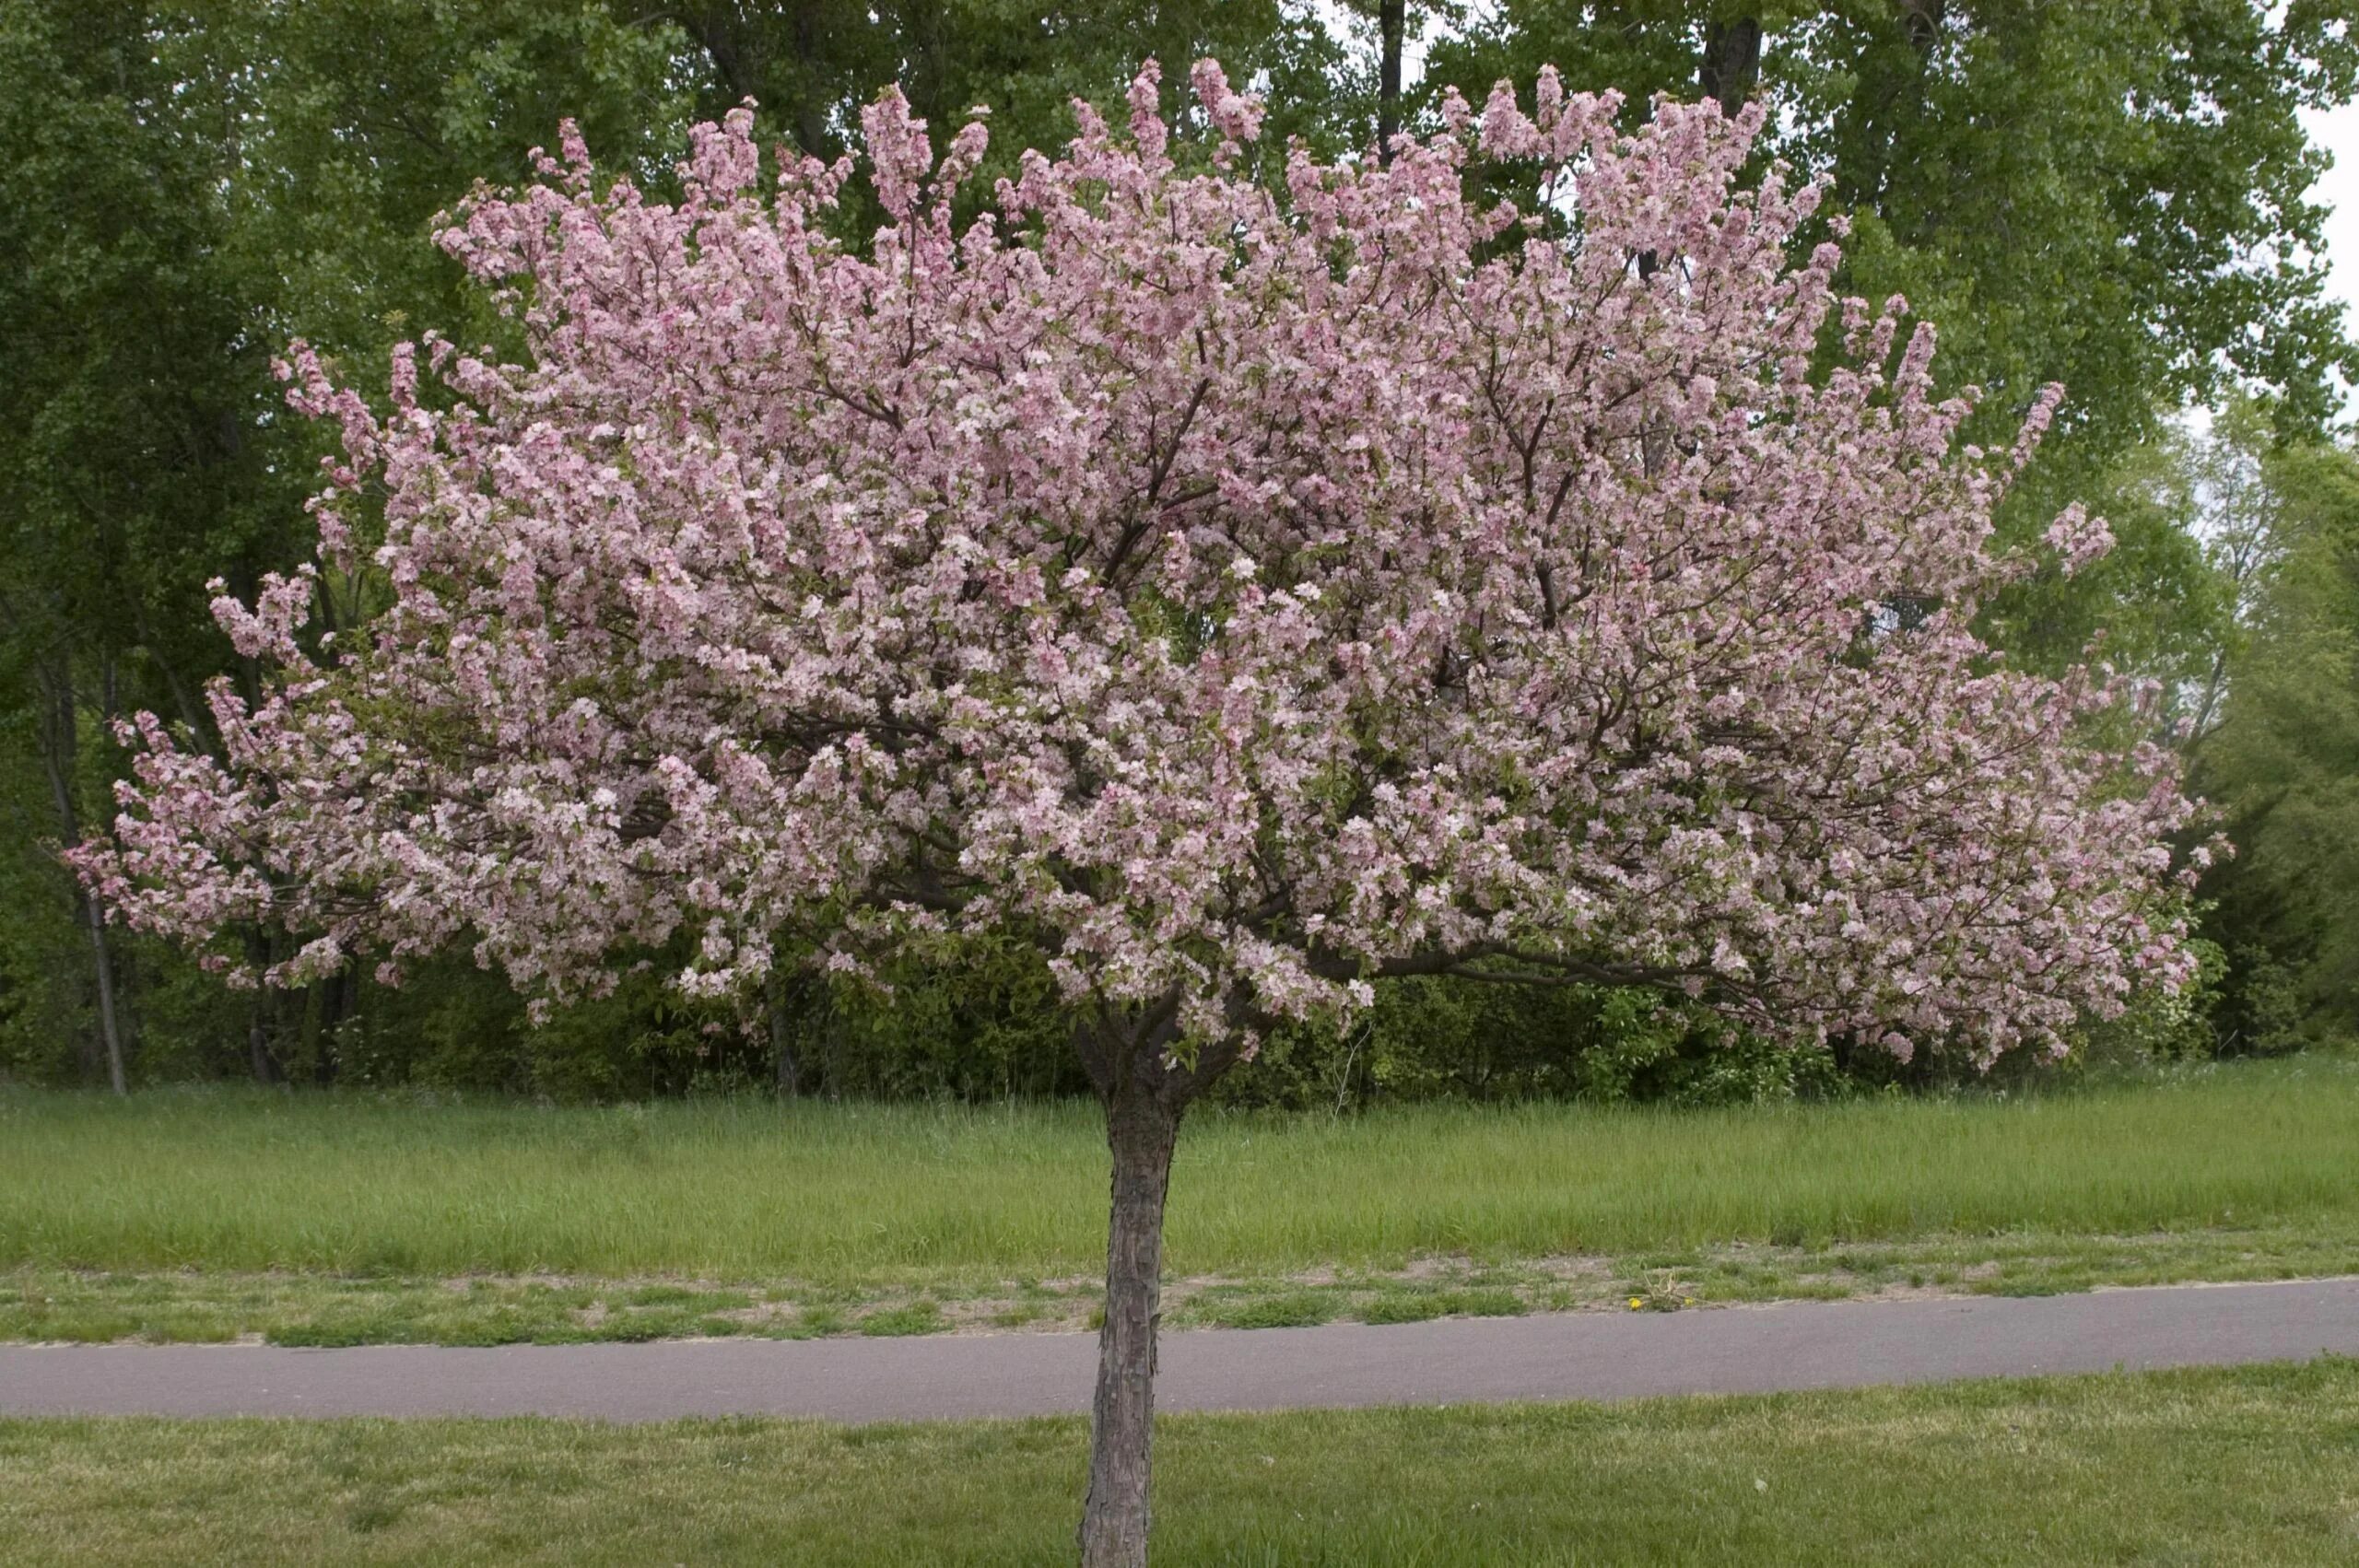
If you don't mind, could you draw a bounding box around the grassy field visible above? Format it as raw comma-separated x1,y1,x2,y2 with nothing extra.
5,1057,2357,1343
5,1361,2356,1563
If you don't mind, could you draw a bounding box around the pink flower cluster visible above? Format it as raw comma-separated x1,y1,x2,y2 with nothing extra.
76,62,2204,1060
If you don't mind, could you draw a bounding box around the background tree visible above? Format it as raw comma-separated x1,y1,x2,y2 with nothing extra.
657,1,1347,171
0,0,698,1082
2191,433,2359,1048
81,69,2201,1562
0,1,280,1090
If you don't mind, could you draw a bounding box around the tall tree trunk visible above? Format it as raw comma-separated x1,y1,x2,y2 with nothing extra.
1078,1074,1183,1568
1637,18,1763,282
790,2,832,162
674,3,762,107
898,0,948,133
249,1005,276,1083
1698,17,1763,116
78,890,127,1096
820,977,845,1099
331,966,358,1078
301,978,337,1085
34,661,127,1094
1377,0,1406,162
1846,0,1946,215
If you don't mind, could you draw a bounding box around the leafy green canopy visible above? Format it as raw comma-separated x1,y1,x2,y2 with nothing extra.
2194,436,2359,1047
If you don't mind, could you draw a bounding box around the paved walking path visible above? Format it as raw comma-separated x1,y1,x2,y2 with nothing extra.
3,1278,2353,1424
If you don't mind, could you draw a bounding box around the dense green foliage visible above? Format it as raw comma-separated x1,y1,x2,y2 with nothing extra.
2193,436,2359,1047
5,0,2356,1094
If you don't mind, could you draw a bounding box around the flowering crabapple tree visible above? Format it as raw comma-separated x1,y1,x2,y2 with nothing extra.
80,60,2203,1566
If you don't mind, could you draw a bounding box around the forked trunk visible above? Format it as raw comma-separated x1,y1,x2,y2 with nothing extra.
1077,1080,1183,1568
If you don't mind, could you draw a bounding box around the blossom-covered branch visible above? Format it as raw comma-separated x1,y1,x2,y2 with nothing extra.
77,60,2203,1063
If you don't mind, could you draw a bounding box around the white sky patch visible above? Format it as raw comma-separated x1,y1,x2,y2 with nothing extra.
2303,99,2359,324
2300,98,2359,418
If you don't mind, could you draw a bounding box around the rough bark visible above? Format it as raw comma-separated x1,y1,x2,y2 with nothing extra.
1377,0,1406,163
1698,17,1763,116
1077,1069,1183,1568
1071,1000,1245,1566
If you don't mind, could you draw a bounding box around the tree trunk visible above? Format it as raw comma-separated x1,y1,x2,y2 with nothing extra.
34,660,127,1094
822,978,845,1100
244,928,281,1084
1899,0,1946,53
899,0,949,133
1376,0,1406,163
1070,995,1243,1565
302,979,337,1085
790,2,831,161
249,1007,276,1084
1078,1079,1183,1568
1846,1,1945,214
76,893,127,1095
1698,17,1763,116
768,965,800,1098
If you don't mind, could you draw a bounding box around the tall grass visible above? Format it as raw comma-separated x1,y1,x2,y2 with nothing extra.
3,1059,2354,1282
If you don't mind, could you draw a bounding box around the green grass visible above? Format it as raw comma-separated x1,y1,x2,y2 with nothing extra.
3,1058,2356,1344
8,1059,2357,1277
12,1215,2357,1344
4,1361,2355,1563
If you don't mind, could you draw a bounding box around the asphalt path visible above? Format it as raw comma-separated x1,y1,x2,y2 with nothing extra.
3,1278,2353,1424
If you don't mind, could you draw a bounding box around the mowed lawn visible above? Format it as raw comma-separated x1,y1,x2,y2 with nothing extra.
5,1362,2357,1564
4,1059,2358,1342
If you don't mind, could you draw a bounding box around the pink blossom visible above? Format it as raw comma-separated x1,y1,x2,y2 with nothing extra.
76,62,2202,1065
2044,502,2116,576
